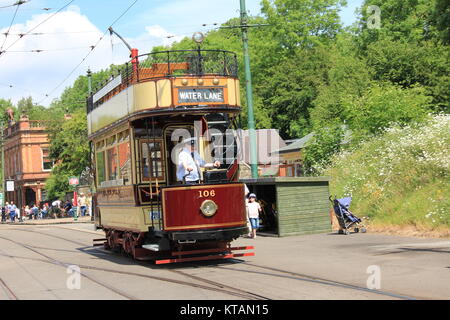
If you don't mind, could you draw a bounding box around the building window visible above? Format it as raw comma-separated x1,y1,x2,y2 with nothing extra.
42,148,53,171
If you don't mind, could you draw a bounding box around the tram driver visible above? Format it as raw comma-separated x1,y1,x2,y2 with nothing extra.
177,138,220,184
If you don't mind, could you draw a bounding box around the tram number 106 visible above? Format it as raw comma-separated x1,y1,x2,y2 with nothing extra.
198,190,216,198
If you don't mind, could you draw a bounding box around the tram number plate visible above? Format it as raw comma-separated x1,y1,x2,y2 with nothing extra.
198,190,216,198
178,88,224,103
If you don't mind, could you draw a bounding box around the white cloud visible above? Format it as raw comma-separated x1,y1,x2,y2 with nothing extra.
0,7,104,105
0,0,263,107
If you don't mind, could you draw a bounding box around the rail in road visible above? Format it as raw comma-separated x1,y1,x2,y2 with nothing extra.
0,228,270,300
1,226,421,300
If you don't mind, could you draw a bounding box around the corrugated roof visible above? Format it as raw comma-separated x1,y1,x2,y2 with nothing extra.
271,132,315,154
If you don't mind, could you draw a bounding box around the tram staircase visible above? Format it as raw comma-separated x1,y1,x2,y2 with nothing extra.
206,117,239,171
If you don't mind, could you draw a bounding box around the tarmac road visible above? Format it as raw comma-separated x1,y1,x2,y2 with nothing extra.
0,222,448,300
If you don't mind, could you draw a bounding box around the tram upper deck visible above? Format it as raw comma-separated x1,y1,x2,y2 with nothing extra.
87,49,241,138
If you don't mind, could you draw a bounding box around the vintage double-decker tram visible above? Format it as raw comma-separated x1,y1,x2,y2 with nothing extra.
87,45,254,264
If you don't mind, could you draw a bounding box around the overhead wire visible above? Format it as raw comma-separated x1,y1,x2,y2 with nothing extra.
0,0,28,9
0,0,75,56
0,22,222,103
4,45,95,53
0,0,24,52
36,0,140,105
1,30,100,37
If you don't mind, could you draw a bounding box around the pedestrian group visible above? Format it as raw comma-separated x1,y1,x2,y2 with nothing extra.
0,193,92,223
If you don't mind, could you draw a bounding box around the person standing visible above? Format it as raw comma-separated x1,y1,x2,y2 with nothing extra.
87,193,92,217
177,138,220,184
16,205,21,222
78,193,87,217
24,205,31,220
9,201,17,223
1,204,6,223
246,193,262,239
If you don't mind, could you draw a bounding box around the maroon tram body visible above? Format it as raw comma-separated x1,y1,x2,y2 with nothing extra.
88,48,254,263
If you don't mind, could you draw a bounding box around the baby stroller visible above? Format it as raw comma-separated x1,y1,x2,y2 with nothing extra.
330,196,366,235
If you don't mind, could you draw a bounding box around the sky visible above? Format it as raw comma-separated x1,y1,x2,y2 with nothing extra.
0,0,364,107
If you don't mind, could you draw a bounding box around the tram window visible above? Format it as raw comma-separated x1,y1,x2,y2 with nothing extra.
106,147,118,181
96,151,106,185
118,142,131,185
141,141,164,181
106,135,116,147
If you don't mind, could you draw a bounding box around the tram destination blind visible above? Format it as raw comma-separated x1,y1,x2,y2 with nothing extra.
178,88,224,103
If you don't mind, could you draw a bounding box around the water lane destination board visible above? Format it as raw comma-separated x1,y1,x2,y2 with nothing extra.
178,88,224,103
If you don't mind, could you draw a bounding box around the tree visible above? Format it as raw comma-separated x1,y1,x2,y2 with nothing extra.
432,0,450,44
310,33,373,129
303,124,345,173
365,39,449,112
356,0,441,45
45,109,89,199
261,0,347,51
341,82,432,139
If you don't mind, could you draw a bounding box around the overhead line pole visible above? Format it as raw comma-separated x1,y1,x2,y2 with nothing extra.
220,1,268,179
240,0,258,178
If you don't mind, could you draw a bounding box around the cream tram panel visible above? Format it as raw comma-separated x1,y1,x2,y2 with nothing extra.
157,79,172,107
235,79,241,106
134,81,157,110
227,78,236,106
90,87,134,135
100,207,149,232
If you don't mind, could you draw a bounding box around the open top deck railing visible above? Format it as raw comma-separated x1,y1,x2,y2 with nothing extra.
88,49,238,112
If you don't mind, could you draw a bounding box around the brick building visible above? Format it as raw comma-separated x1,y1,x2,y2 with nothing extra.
3,116,51,207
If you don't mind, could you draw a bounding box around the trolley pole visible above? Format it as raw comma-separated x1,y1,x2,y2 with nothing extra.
240,0,258,179
87,68,92,94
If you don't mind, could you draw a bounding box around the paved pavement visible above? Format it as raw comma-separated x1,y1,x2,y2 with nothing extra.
1,216,93,225
0,223,448,300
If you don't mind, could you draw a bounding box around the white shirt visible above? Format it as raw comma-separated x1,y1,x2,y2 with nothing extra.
247,201,261,219
177,148,206,182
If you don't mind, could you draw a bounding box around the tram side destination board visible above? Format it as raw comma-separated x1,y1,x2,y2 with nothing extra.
178,88,224,104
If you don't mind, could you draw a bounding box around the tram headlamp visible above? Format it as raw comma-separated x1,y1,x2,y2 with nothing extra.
200,200,218,217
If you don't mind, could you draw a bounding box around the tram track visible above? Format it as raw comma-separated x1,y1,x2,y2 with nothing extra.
210,261,419,300
3,226,421,300
0,276,18,300
0,235,137,300
0,229,269,300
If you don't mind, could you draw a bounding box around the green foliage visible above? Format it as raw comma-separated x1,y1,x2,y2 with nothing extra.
357,0,440,44
0,98,14,123
365,39,449,111
324,114,450,229
261,0,347,51
303,125,345,173
310,33,373,129
45,108,90,200
341,83,432,139
0,0,447,218
432,0,450,44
